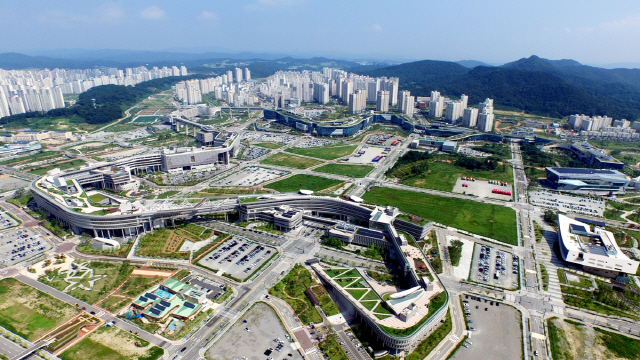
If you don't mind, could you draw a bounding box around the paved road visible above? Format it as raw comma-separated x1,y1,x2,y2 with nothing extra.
0,336,24,359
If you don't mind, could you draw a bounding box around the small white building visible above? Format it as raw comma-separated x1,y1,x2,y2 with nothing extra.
557,214,638,278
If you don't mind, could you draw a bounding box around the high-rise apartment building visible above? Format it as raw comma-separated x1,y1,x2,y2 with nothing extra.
235,68,243,83
244,68,251,81
476,98,495,132
462,108,479,127
376,91,389,112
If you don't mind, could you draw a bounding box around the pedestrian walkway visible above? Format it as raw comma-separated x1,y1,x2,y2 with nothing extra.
533,216,564,306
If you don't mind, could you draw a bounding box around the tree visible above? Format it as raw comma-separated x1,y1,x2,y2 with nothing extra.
448,240,464,267
543,210,558,226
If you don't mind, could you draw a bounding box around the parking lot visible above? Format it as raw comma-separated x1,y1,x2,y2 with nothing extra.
529,191,604,217
207,302,302,360
457,145,491,158
469,243,518,289
454,296,523,360
244,133,298,145
345,146,387,165
294,137,337,148
0,228,52,266
244,147,271,160
197,237,276,281
366,134,404,147
452,178,512,200
0,176,30,191
212,166,288,187
0,208,19,230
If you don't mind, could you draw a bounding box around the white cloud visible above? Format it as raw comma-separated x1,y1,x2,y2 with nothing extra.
199,10,218,20
568,13,640,34
99,2,124,22
140,6,165,20
372,23,383,32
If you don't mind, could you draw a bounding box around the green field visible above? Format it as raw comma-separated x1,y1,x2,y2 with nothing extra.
29,159,87,175
261,153,323,169
390,157,513,192
362,187,518,244
0,278,78,340
59,326,163,360
254,142,283,149
313,164,373,178
548,317,640,360
265,174,342,193
285,145,357,160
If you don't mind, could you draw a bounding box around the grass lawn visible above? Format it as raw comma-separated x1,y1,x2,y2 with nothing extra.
157,190,179,199
0,278,78,341
313,164,373,178
346,289,368,301
310,285,340,316
372,303,393,315
260,153,323,169
59,325,163,360
265,174,342,193
363,187,518,245
29,159,86,175
268,264,322,325
540,264,549,291
360,301,378,311
286,145,357,160
254,142,283,149
394,158,513,192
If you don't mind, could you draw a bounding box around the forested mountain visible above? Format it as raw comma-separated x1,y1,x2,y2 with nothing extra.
366,56,640,120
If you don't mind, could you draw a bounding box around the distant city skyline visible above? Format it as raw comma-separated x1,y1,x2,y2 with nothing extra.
1,1,640,66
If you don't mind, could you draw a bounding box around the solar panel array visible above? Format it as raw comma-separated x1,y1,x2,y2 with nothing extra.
160,300,171,307
149,308,161,316
145,293,158,300
154,304,166,311
184,302,195,309
138,296,148,302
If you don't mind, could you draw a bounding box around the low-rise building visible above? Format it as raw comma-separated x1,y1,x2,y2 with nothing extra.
557,214,639,278
545,167,629,192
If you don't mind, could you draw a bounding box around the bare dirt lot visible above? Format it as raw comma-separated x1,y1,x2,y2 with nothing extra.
207,302,303,360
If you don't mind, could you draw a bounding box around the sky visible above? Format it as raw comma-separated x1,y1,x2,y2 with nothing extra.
2,0,640,66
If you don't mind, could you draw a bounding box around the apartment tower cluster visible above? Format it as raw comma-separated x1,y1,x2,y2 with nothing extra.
174,68,255,107
259,68,416,116
0,66,187,119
